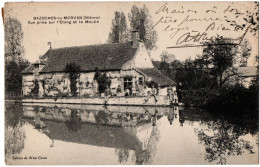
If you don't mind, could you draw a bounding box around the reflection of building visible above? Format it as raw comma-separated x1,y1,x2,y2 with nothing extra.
21,31,175,98
22,104,162,164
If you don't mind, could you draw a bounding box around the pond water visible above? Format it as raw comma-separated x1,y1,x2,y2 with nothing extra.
5,102,258,165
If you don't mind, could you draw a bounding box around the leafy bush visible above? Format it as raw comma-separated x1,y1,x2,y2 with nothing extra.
99,74,111,93
30,79,39,96
179,88,218,107
5,60,30,96
65,63,81,96
95,71,111,93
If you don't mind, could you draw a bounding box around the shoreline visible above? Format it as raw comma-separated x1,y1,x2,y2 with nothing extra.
6,96,181,107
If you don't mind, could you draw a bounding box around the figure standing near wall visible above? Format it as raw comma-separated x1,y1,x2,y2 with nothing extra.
167,85,173,103
116,85,121,96
144,85,158,103
173,90,178,103
168,107,175,125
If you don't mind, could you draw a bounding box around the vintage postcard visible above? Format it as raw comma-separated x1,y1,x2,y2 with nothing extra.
4,1,259,165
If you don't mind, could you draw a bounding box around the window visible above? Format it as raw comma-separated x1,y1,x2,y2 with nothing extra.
139,77,143,85
124,77,132,90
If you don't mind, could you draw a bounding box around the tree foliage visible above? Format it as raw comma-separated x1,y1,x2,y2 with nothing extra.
30,79,40,96
65,63,81,96
107,11,130,43
199,37,238,87
94,69,111,94
5,17,29,97
5,59,29,95
197,119,255,164
5,17,25,61
107,5,158,51
128,5,158,51
160,51,168,62
96,73,111,94
238,39,252,67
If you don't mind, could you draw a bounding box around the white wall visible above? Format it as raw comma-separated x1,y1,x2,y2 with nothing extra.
133,43,154,68
22,74,35,95
122,42,154,70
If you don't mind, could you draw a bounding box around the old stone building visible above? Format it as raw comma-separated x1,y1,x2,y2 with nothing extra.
21,32,175,98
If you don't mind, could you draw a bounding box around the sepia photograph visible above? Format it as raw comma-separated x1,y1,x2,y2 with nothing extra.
3,1,259,165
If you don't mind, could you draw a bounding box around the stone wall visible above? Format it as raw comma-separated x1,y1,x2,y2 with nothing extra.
22,70,144,97
22,95,171,106
22,69,175,100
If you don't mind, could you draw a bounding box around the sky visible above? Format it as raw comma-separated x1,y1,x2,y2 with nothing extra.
4,2,258,66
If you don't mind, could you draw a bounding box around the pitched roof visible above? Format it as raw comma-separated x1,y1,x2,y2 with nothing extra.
137,68,176,87
21,64,34,74
25,119,142,150
32,60,45,65
237,66,258,77
223,66,258,78
21,42,138,74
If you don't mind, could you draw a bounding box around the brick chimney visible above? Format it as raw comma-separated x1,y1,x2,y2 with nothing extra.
33,60,45,77
131,30,140,48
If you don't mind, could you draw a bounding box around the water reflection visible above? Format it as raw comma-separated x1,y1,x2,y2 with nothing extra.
5,103,26,163
5,102,258,165
115,148,129,163
134,125,160,165
65,109,82,132
180,108,258,165
196,120,255,165
20,103,165,164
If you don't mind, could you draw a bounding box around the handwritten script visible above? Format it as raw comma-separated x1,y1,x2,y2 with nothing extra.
153,3,251,48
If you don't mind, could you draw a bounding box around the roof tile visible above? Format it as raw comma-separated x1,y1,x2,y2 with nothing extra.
137,68,176,86
22,42,137,74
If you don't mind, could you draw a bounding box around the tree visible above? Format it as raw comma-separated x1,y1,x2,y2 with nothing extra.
184,57,194,68
96,73,111,94
94,68,111,93
5,61,20,93
249,54,259,90
30,79,40,96
5,59,29,95
238,39,252,67
170,60,182,69
160,51,168,62
170,60,183,69
5,17,24,62
152,60,161,69
200,37,239,87
65,63,81,96
107,11,130,43
128,5,158,51
159,51,171,74
5,17,29,97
